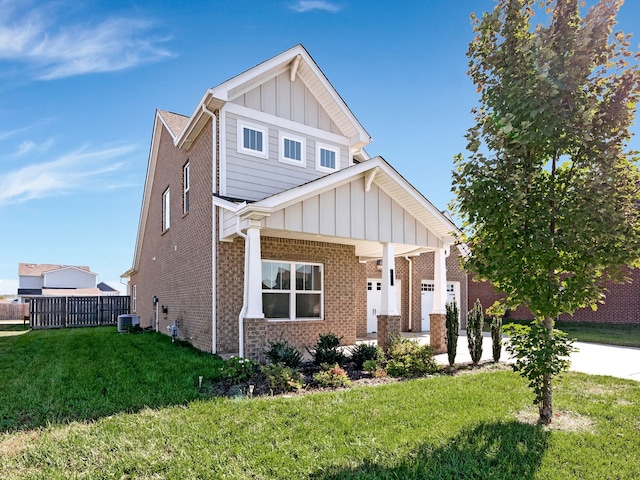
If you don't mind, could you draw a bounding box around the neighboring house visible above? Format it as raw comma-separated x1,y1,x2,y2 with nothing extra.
469,268,640,324
17,263,103,302
98,282,121,296
122,45,466,359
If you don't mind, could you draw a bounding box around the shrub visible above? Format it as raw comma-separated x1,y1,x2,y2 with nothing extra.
264,339,303,368
445,300,459,367
312,364,352,388
487,301,506,362
260,363,304,393
308,332,347,367
219,356,256,384
467,299,484,365
363,359,387,378
386,336,438,378
505,322,576,412
350,343,384,369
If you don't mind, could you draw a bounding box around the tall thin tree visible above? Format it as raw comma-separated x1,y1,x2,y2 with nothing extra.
453,0,640,423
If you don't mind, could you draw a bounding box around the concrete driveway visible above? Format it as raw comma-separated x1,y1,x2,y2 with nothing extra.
398,331,640,382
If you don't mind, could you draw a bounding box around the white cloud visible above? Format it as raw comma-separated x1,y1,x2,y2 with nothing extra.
0,2,174,80
0,144,137,205
289,1,342,13
15,138,54,156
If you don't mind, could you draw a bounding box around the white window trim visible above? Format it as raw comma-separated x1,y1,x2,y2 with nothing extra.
278,132,306,167
237,120,268,159
262,260,324,321
162,187,170,231
183,162,190,215
315,142,340,173
131,285,137,312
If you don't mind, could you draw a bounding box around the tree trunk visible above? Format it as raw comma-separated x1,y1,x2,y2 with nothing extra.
539,315,554,424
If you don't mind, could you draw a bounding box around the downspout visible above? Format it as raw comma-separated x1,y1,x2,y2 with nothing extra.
202,104,218,354
236,217,249,358
404,255,413,332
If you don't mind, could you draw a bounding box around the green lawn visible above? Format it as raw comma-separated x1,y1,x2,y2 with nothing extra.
555,321,640,348
1,328,639,479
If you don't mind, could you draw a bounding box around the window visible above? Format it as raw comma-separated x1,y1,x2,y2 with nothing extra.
316,142,340,173
422,282,434,292
237,121,268,158
162,188,170,231
131,285,137,312
279,132,306,167
183,162,190,214
262,261,323,320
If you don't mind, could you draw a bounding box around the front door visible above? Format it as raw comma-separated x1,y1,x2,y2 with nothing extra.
421,280,460,331
366,279,401,333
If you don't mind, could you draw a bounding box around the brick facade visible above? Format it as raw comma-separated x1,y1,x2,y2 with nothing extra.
469,268,640,324
129,121,214,352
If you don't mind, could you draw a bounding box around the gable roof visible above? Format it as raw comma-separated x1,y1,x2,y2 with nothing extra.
178,44,371,150
19,263,94,277
157,110,189,139
215,156,459,256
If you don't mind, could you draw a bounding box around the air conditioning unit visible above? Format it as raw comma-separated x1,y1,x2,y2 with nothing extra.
117,314,141,333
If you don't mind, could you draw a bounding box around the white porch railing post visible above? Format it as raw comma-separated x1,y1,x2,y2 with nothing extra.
432,247,448,314
379,243,398,316
244,224,264,319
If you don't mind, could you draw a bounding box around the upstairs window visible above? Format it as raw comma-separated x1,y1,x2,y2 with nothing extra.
183,162,190,214
279,132,306,167
237,121,268,158
316,143,339,173
162,188,170,231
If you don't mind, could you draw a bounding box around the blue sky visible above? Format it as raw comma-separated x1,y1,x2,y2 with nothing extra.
1,0,639,294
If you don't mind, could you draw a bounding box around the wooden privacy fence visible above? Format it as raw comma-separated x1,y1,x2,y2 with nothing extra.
0,303,29,321
30,296,131,329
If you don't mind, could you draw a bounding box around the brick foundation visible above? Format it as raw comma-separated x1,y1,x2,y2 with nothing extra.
429,313,446,354
377,315,401,351
243,317,268,362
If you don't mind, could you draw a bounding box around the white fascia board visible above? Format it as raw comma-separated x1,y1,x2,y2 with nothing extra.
45,266,98,277
212,196,246,212
127,114,165,275
176,91,216,149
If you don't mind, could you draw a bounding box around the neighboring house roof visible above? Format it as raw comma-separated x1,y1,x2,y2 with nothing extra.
97,282,119,293
19,263,94,277
41,288,104,296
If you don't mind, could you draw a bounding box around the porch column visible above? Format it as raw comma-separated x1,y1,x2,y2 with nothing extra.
244,223,264,319
430,246,448,353
378,242,401,351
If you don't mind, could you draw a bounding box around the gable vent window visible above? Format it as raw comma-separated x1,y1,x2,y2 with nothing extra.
237,121,268,159
183,162,190,215
316,142,339,173
279,132,306,167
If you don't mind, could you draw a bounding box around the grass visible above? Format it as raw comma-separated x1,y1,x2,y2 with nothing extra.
0,327,224,432
1,328,639,479
555,321,640,348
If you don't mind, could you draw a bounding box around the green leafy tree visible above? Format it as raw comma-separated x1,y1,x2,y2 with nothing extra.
452,0,640,424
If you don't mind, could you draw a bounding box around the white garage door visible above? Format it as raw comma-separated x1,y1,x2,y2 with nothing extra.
421,281,460,331
366,279,401,333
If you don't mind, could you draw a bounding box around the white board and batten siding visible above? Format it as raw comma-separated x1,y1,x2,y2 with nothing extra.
263,180,440,248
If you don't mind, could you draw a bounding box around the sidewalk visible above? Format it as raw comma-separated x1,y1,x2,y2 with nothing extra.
366,330,640,382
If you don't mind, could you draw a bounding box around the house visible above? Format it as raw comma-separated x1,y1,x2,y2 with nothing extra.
469,268,640,324
17,263,103,302
122,45,467,360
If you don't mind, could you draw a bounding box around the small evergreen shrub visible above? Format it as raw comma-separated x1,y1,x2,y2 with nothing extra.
445,299,459,367
350,343,384,369
487,301,506,362
219,356,256,384
363,359,387,378
386,336,438,378
308,332,347,366
264,339,303,368
312,364,352,388
260,363,304,393
467,299,484,365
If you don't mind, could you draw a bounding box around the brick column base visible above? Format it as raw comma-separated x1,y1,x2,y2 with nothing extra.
429,313,447,354
243,317,268,362
377,315,401,351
